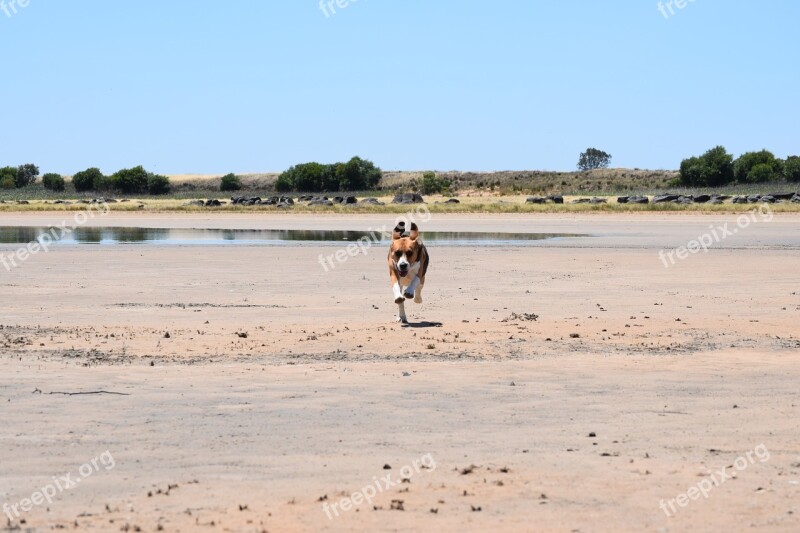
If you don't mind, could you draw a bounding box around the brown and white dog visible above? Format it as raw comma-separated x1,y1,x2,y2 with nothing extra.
388,222,429,324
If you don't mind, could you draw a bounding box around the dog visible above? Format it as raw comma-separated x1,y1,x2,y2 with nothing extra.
388,221,429,324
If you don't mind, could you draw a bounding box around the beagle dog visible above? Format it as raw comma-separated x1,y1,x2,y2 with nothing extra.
388,222,429,324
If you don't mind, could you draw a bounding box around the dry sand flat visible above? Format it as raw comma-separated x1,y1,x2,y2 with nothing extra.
1,213,799,532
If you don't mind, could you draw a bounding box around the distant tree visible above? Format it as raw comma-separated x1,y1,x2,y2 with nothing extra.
42,173,66,192
72,168,106,192
110,166,149,194
220,173,242,192
147,173,171,195
734,150,783,183
276,157,383,192
0,166,16,189
678,146,734,187
784,156,800,183
578,148,612,171
15,163,40,188
418,171,451,195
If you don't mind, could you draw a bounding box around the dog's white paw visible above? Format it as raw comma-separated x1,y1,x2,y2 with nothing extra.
396,316,408,324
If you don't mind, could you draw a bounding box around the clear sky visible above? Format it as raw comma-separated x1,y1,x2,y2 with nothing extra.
1,0,798,175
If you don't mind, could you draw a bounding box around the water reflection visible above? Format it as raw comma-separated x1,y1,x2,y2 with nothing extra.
0,227,587,246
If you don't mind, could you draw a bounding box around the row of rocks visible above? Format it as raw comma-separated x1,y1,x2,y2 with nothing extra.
731,193,800,204
526,195,565,204
525,193,800,205
230,196,295,206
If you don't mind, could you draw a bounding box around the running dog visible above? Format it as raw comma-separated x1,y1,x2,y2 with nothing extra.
388,221,429,324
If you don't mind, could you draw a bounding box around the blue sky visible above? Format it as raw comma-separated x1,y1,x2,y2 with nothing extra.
1,0,798,175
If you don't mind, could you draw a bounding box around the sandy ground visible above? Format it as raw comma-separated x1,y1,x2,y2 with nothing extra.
1,213,799,532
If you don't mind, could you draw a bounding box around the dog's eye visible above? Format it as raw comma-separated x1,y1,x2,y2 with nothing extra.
394,251,402,257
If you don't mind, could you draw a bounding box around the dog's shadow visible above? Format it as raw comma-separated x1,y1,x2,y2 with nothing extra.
402,321,443,329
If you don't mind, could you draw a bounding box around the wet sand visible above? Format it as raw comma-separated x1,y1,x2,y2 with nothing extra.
1,213,799,532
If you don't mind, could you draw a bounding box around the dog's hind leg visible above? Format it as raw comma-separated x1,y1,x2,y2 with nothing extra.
396,300,408,324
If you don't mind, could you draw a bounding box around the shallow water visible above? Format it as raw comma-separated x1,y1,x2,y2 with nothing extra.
0,227,588,247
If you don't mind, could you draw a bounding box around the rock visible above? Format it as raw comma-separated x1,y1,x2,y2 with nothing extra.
732,196,748,204
590,197,607,204
444,198,461,204
343,196,357,204
17,200,30,205
792,194,800,203
332,196,344,204
309,199,334,206
547,195,564,204
747,194,762,203
204,199,222,207
628,196,649,204
693,194,711,203
767,192,796,200
617,196,630,204
526,196,547,204
712,195,731,201
571,198,592,204
676,196,693,205
709,198,724,205
654,194,681,203
360,197,385,205
759,195,777,203
392,193,425,204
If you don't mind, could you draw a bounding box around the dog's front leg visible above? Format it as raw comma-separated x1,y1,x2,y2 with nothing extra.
404,276,420,299
396,299,408,324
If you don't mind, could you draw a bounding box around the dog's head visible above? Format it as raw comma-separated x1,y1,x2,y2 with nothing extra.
390,222,422,277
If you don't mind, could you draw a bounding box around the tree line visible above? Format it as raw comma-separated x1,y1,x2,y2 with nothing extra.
679,147,799,186
0,164,172,195
274,156,382,193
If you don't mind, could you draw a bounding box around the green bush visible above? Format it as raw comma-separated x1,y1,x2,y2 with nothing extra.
220,173,242,192
678,146,734,187
72,168,106,192
747,163,775,184
276,156,382,192
784,156,800,183
275,174,293,193
0,167,15,189
147,173,171,195
418,171,451,194
15,163,39,188
110,166,149,194
734,150,783,183
42,173,66,192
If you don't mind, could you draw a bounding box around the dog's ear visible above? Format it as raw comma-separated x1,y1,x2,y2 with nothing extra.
409,223,420,241
392,222,406,240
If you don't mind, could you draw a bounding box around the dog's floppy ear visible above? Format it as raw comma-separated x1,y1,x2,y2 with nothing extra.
409,223,420,241
392,221,406,240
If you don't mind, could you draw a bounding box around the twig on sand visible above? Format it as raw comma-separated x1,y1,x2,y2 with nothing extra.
32,388,130,396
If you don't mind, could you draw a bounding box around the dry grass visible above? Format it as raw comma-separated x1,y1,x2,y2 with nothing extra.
2,195,799,214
